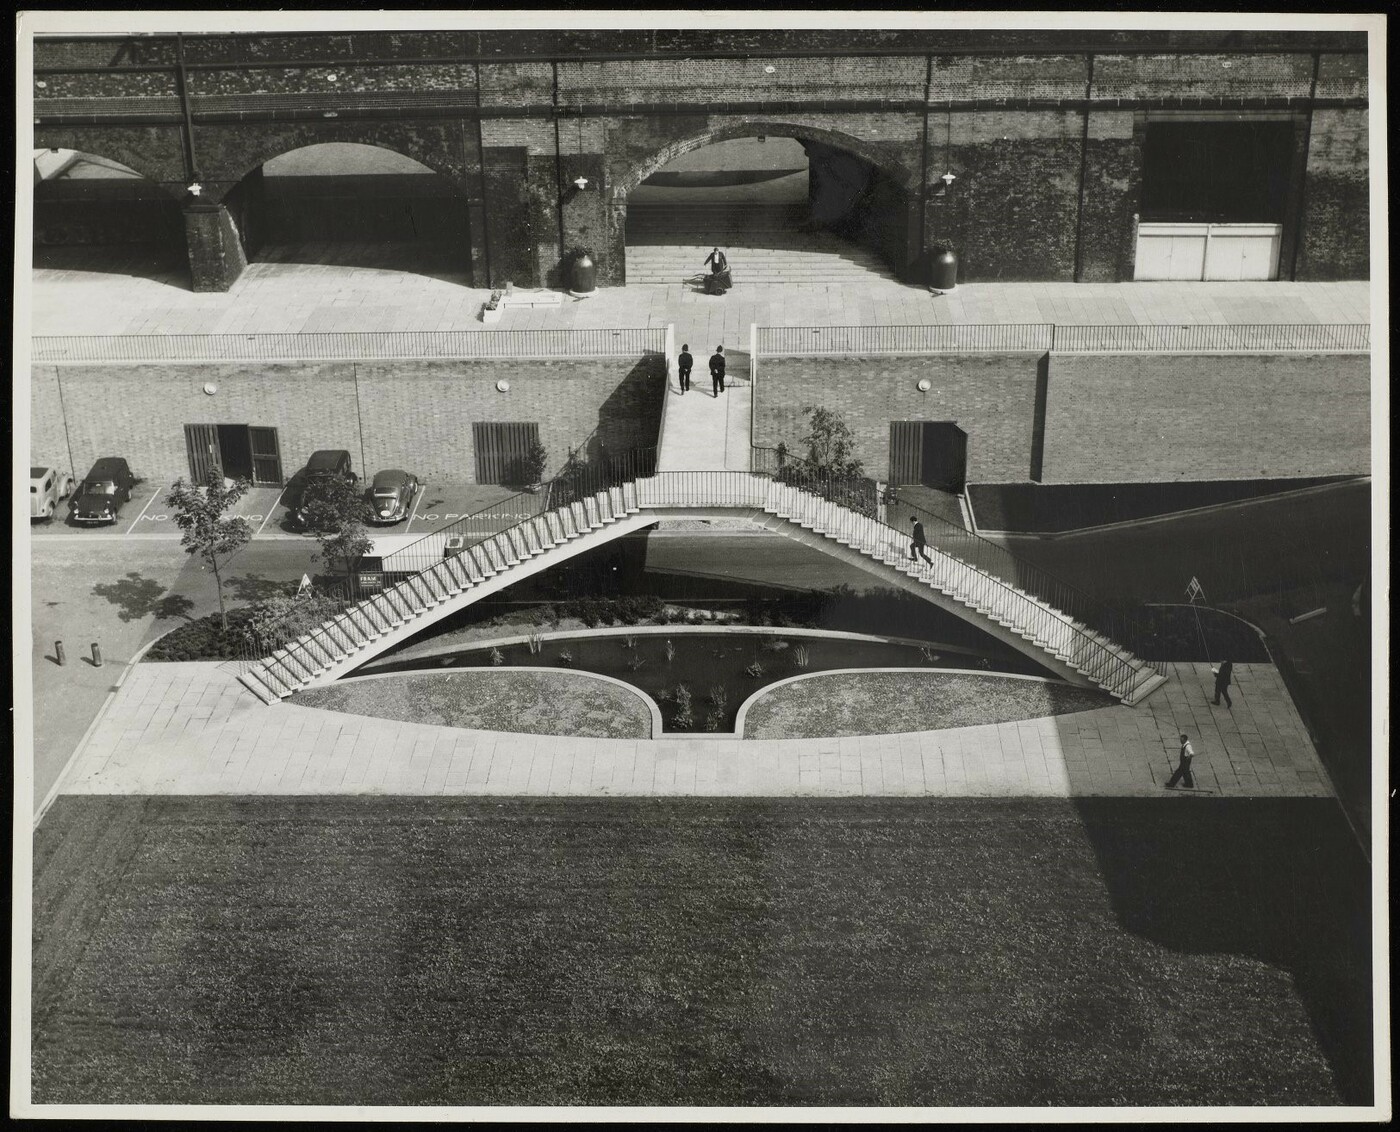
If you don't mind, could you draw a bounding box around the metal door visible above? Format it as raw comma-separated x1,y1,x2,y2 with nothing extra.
248,426,283,484
888,421,924,485
473,421,540,484
184,423,221,483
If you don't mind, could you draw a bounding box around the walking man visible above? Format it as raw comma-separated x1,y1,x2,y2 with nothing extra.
1165,733,1196,789
1211,659,1234,708
909,516,932,566
677,343,693,394
709,345,726,396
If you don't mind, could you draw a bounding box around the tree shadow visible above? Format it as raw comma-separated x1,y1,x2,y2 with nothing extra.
223,572,294,603
1072,797,1372,1104
91,572,196,623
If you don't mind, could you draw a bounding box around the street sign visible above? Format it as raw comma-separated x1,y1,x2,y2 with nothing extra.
297,573,312,595
1185,576,1205,604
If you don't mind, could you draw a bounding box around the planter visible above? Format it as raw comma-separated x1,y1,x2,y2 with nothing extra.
571,252,597,295
481,303,503,324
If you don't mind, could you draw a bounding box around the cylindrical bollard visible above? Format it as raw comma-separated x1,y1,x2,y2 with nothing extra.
55,640,66,666
91,642,104,668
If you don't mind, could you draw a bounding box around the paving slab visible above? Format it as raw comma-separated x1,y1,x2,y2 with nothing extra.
52,660,1334,804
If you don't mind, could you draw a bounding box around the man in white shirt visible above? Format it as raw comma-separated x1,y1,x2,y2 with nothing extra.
1165,733,1196,789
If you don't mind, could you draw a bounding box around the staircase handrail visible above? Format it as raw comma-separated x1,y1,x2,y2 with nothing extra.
748,448,1165,673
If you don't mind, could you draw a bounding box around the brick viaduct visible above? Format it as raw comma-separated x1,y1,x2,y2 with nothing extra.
33,29,1369,291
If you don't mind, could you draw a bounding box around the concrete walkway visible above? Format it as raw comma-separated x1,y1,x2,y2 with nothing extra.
657,352,753,472
53,660,1330,802
29,249,1369,340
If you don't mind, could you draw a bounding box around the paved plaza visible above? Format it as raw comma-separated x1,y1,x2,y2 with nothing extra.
52,659,1329,803
30,249,1370,350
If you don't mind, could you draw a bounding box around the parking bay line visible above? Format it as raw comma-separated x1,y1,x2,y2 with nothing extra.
405,484,425,532
123,486,164,535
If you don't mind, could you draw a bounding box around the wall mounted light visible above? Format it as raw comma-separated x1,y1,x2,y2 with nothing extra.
573,175,590,191
203,382,218,396
326,73,338,82
917,378,932,393
764,65,776,74
186,181,203,197
940,172,957,187
496,379,510,392
36,80,47,89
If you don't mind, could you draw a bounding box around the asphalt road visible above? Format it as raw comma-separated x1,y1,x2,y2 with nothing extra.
27,537,320,814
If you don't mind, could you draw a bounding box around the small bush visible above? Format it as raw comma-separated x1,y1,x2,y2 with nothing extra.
744,660,765,679
146,608,259,662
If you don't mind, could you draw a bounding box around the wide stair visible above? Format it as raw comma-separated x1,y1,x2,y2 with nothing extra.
237,483,646,704
240,473,1166,707
625,202,896,285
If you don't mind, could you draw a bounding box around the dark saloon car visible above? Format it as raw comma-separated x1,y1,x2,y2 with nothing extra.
69,457,135,524
284,449,358,528
366,469,420,524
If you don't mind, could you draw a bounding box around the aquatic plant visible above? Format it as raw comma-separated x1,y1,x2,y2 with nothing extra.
489,647,505,666
708,685,727,709
744,660,765,679
558,648,574,665
793,646,810,669
664,639,676,663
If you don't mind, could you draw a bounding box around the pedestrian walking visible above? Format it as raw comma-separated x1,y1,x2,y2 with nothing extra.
909,516,932,565
703,247,732,294
1211,659,1234,708
1165,733,1196,789
677,343,693,394
709,345,726,396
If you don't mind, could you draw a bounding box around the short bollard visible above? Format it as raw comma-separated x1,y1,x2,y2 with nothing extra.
91,642,104,668
55,640,66,666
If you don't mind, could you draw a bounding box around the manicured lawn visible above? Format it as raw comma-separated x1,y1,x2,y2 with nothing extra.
292,671,652,739
32,797,1370,1107
743,672,1111,738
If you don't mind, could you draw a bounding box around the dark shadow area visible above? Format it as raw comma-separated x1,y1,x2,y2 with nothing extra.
91,573,195,623
223,572,298,604
32,244,190,288
1073,797,1372,1104
968,477,1358,534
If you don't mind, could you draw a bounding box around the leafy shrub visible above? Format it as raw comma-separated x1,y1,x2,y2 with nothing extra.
146,608,259,662
744,660,765,679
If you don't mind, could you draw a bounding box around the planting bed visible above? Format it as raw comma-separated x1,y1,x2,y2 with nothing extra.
362,631,1048,733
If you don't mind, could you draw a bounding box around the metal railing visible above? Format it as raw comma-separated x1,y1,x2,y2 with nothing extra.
241,446,658,679
756,324,1054,355
754,322,1370,356
631,468,1158,701
31,328,667,364
750,446,1164,678
1051,322,1371,353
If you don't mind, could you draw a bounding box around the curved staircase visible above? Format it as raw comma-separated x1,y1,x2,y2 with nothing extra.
239,471,1167,707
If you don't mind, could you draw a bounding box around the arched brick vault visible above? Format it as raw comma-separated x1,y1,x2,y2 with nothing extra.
609,120,921,202
203,122,476,203
32,128,188,199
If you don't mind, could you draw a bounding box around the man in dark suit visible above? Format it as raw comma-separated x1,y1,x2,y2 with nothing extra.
677,343,693,394
709,345,726,396
909,516,932,565
1212,659,1234,708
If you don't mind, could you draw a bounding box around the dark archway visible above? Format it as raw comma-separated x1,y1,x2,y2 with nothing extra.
616,124,920,286
220,142,472,277
32,149,187,281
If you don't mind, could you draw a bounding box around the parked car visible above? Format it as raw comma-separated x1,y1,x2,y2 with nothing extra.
283,449,358,528
69,457,135,525
366,469,420,524
30,465,75,521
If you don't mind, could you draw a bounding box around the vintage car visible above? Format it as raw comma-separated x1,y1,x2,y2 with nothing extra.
30,465,75,520
366,469,420,525
283,449,358,529
69,457,136,525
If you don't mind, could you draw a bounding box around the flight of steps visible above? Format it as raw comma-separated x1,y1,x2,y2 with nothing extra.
625,202,896,285
240,471,1166,708
755,479,1167,706
238,483,645,703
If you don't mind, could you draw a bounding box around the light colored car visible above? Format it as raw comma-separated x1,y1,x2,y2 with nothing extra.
367,469,420,524
31,465,75,520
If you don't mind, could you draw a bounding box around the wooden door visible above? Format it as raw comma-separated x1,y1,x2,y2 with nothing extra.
248,426,283,484
473,421,541,485
184,423,221,483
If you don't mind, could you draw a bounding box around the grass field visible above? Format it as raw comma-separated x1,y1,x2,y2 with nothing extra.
31,796,1369,1108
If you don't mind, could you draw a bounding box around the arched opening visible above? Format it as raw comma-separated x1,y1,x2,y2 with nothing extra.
623,133,915,286
32,149,186,281
222,142,470,277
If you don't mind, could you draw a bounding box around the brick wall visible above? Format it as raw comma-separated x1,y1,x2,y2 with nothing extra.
754,354,1043,482
36,358,665,485
1040,353,1370,482
1298,109,1369,280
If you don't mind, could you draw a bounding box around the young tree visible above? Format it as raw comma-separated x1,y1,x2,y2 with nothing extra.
164,469,254,629
318,521,374,582
800,405,865,477
298,475,370,535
